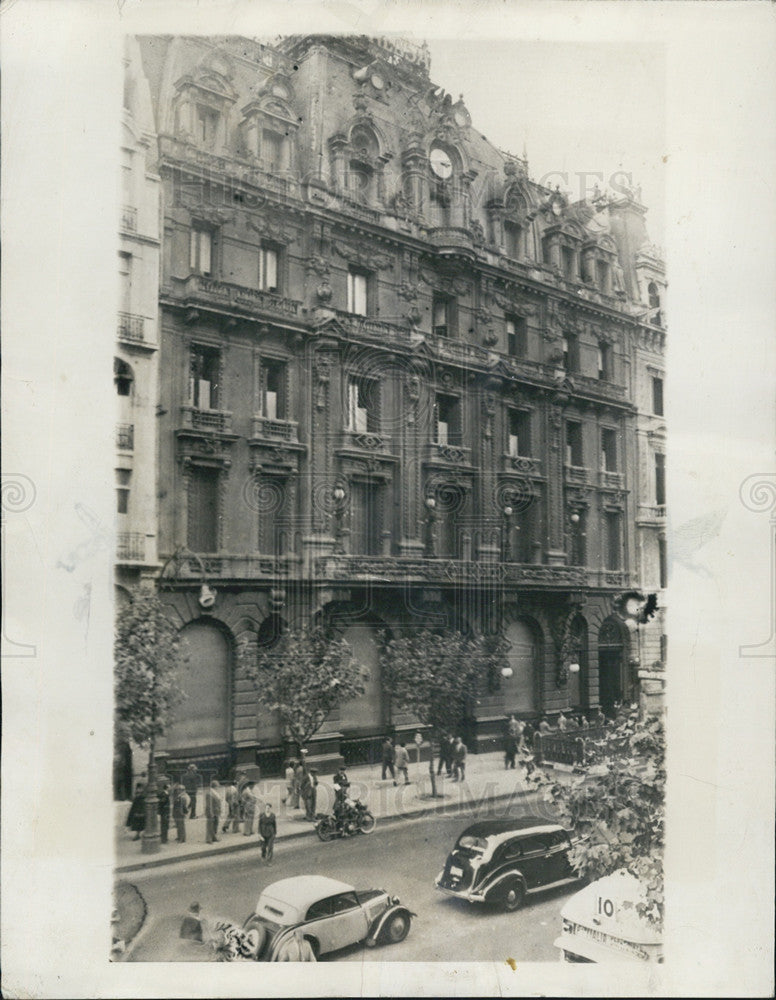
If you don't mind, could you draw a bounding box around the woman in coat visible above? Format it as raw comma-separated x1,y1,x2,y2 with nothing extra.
241,781,258,836
126,782,146,840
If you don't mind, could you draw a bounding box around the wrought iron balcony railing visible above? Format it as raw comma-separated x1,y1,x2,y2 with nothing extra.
116,531,145,562
117,312,145,343
116,423,134,450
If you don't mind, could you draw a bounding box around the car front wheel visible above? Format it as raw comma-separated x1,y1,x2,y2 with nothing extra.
499,878,525,913
381,910,410,945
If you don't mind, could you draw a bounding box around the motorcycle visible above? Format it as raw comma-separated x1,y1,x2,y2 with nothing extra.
315,798,376,841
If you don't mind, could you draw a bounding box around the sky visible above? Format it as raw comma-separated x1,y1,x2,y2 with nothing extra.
424,38,666,247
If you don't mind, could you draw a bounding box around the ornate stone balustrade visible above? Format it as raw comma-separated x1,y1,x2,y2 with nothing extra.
169,275,302,322
180,405,233,434
251,416,299,442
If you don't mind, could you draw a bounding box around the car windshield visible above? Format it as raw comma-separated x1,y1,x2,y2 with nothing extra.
457,835,488,852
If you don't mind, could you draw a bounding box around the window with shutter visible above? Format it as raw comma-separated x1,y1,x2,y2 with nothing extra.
350,481,381,555
187,467,220,553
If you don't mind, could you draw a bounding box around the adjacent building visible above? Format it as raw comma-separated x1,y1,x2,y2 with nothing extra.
118,34,667,778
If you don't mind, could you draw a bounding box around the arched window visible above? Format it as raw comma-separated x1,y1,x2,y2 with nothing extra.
597,617,629,717
167,619,232,750
648,282,662,327
114,357,134,397
347,125,380,205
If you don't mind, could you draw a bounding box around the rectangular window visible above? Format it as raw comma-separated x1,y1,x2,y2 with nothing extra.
561,246,576,280
435,394,461,446
116,469,131,515
659,538,668,589
350,481,381,555
597,342,611,381
262,129,283,172
655,453,666,506
432,294,455,338
506,314,527,358
513,501,537,563
118,251,132,312
189,226,213,276
189,345,220,410
261,359,286,420
508,409,531,457
605,511,622,570
187,466,220,554
196,105,219,147
597,259,611,293
347,268,369,316
563,334,580,373
259,245,279,293
652,376,664,416
258,476,287,555
347,377,378,433
566,421,583,467
504,220,522,258
601,428,618,472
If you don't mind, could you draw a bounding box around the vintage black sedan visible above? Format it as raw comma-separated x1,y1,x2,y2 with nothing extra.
243,875,413,960
435,817,582,912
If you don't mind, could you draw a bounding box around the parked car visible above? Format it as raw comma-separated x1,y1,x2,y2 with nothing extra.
243,875,414,960
435,817,582,911
554,869,663,963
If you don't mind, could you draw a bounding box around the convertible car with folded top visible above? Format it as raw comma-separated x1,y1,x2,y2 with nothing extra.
243,875,414,960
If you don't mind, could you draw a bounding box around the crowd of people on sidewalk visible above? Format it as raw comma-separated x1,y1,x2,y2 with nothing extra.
123,753,320,859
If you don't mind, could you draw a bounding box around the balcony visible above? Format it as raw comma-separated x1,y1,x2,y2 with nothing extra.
164,553,300,581
502,454,542,476
425,226,476,259
166,275,302,324
340,430,392,454
637,504,666,526
426,334,491,367
599,470,626,490
330,309,413,347
116,423,134,450
120,206,137,232
251,416,299,442
180,406,233,434
117,312,145,343
425,442,472,466
568,372,628,405
564,465,591,486
116,532,145,562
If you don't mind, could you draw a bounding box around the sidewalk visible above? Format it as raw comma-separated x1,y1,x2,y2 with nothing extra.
115,751,564,874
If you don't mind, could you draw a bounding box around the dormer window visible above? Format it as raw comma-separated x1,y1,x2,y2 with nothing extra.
261,129,284,172
239,89,298,174
562,246,577,280
504,220,522,259
196,105,220,147
648,282,662,326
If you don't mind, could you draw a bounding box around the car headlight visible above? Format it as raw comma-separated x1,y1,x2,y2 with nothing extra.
391,895,400,905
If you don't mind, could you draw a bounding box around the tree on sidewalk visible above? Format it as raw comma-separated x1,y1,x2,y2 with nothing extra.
115,589,187,853
239,625,368,750
527,708,666,927
379,629,500,797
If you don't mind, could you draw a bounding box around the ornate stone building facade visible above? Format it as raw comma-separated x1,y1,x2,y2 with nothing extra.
123,34,667,775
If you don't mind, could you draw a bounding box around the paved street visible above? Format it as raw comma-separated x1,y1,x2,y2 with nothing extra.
125,805,578,963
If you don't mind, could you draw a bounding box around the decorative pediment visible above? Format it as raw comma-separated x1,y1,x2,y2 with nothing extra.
245,210,292,244
331,238,394,272
175,65,237,105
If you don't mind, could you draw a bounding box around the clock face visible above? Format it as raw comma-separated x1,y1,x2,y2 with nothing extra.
430,147,453,179
371,73,385,91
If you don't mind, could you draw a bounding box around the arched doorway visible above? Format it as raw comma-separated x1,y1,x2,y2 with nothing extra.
568,615,589,712
597,618,629,717
503,619,541,713
339,624,384,733
166,619,232,751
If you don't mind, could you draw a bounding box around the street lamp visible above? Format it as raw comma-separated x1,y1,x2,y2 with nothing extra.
501,666,514,679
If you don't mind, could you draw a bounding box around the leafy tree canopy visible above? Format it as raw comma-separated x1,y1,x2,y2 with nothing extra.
528,709,665,928
380,629,498,739
114,590,187,747
240,625,368,748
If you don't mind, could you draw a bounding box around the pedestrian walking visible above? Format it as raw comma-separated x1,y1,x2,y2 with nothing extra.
205,780,222,843
452,736,467,781
241,781,258,836
282,759,297,807
222,780,240,834
258,803,277,863
504,734,518,770
381,736,396,783
292,758,306,809
172,782,190,843
158,780,171,844
394,741,410,784
126,781,146,840
183,763,200,819
507,714,520,738
299,766,318,821
437,734,454,777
